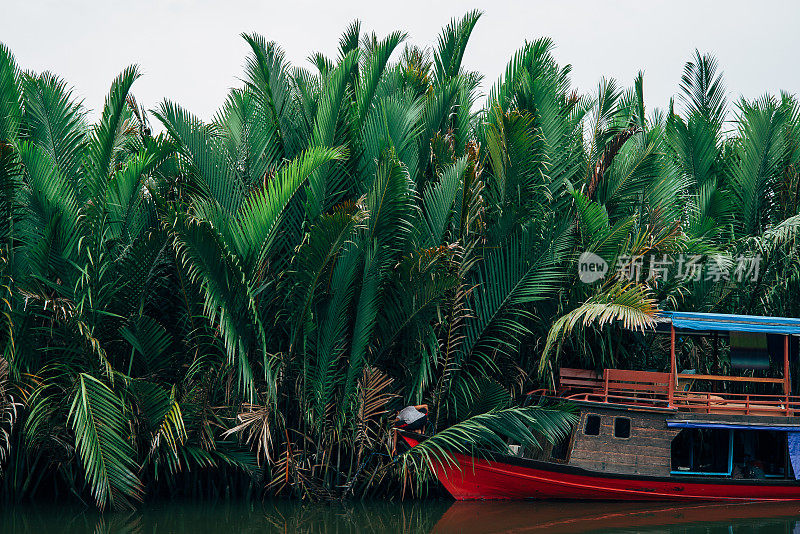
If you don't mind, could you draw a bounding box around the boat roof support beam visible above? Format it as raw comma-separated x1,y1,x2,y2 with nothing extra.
669,325,676,409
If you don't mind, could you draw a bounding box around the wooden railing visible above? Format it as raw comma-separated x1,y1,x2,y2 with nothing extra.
672,390,800,416
557,368,604,392
563,390,671,408
604,369,671,402
555,367,797,416
677,373,785,385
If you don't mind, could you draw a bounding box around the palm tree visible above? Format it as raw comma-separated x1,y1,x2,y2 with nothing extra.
0,12,798,510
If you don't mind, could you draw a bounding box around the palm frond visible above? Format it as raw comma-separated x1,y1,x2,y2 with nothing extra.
241,33,294,156
21,72,87,181
222,402,274,465
401,405,575,479
84,66,140,210
69,373,142,510
433,10,482,83
540,281,658,372
306,51,358,219
232,145,345,273
0,43,22,142
356,31,406,124
679,50,727,129
155,100,244,214
729,96,789,235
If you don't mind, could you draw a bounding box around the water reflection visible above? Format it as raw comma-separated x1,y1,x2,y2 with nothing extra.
1,500,800,533
0,500,448,534
433,501,800,533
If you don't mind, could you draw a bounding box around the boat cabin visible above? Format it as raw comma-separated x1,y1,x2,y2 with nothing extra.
536,312,800,481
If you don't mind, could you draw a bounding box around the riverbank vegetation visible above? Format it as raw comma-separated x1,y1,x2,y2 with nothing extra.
0,11,798,510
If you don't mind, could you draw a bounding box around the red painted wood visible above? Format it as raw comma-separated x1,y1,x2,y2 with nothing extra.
556,365,799,415
785,335,791,403
557,368,604,392
401,435,800,502
669,325,676,407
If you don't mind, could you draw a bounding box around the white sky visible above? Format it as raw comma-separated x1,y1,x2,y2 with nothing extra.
2,0,799,123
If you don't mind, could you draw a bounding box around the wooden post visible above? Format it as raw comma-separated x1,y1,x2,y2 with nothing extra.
669,325,676,408
785,334,791,414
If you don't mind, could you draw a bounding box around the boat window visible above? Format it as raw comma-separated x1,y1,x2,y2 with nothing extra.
671,428,732,476
613,417,631,439
731,430,787,478
671,428,788,478
584,415,601,436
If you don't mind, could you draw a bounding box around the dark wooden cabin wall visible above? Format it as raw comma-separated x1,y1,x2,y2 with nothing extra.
568,408,680,477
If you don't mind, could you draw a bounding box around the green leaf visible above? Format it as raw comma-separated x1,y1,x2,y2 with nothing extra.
232,145,345,272
85,66,140,212
433,10,482,83
21,72,87,181
0,43,22,142
306,50,358,219
356,31,406,124
729,96,789,235
401,405,575,478
69,373,142,510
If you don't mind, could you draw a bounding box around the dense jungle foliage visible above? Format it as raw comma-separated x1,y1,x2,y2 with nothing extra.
0,11,798,510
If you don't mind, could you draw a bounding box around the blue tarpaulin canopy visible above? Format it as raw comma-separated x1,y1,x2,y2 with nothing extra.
789,433,800,480
660,312,800,335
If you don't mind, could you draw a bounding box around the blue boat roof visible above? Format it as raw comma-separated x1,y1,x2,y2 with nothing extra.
666,419,800,432
660,311,800,335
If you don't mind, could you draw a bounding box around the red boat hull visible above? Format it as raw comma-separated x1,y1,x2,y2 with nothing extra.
401,434,800,502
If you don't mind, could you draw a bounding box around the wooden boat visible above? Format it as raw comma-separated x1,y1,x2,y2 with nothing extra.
401,312,800,501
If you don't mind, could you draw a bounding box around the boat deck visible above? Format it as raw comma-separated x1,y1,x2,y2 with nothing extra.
550,367,799,417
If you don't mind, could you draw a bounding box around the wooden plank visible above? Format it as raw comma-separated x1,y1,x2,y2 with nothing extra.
606,369,671,382
574,439,675,451
561,381,603,388
559,368,605,391
581,422,673,435
677,374,784,384
606,382,669,393
570,462,669,477
560,368,602,378
569,454,671,466
569,455,671,476
570,452,672,467
569,407,681,477
571,456,672,468
571,436,677,453
573,430,676,446
571,448,671,461
576,427,676,440
572,443,674,458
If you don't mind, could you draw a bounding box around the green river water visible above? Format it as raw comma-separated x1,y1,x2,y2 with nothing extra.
2,500,800,533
